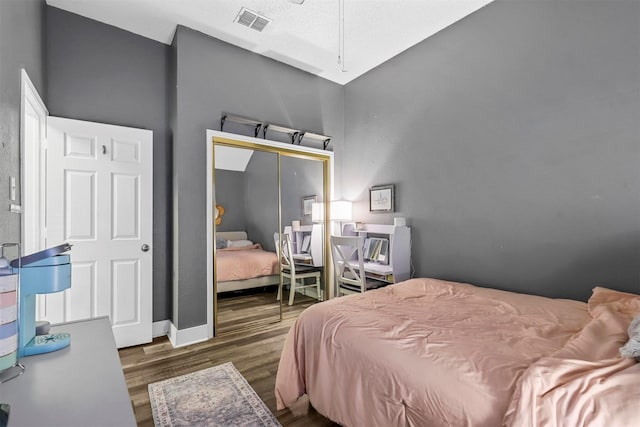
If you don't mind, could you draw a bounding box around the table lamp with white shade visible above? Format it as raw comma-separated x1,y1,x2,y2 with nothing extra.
330,200,352,235
311,202,325,223
311,200,352,235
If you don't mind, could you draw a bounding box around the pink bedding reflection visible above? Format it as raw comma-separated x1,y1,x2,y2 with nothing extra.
217,244,279,282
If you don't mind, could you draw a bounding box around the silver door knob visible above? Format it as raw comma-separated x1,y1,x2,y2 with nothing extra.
141,244,150,252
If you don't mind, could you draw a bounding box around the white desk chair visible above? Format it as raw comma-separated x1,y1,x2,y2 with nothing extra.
274,232,322,305
330,235,382,296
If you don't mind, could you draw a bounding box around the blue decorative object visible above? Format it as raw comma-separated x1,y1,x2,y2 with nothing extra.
12,244,72,357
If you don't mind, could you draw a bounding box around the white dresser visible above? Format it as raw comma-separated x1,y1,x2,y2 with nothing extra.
0,317,136,427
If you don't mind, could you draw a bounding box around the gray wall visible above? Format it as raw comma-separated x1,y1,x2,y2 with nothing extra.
30,0,634,334
244,151,279,251
46,7,172,321
216,154,324,252
0,0,45,244
173,25,344,329
280,155,324,230
214,169,246,232
344,0,640,300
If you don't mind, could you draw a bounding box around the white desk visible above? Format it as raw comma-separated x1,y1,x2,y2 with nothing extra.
348,261,395,283
341,223,411,284
292,253,313,264
0,317,136,427
284,225,323,267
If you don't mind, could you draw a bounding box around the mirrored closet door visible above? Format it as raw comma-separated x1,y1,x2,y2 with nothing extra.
214,145,281,334
211,134,331,336
279,155,326,319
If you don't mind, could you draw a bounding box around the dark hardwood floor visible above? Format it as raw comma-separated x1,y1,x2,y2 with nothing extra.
118,288,337,426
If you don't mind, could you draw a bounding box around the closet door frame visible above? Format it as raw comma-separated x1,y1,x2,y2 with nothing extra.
206,129,334,338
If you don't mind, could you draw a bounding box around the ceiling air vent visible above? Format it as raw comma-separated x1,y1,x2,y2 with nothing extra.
235,7,271,32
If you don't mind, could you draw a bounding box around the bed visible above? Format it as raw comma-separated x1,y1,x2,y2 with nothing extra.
216,231,280,293
275,277,640,427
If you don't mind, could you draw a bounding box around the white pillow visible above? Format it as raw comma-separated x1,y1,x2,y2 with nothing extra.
620,315,640,361
227,239,254,248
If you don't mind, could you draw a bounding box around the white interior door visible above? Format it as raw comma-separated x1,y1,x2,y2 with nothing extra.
45,117,153,348
21,70,48,257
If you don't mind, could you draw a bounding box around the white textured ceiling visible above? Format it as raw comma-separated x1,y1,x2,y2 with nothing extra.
46,0,493,85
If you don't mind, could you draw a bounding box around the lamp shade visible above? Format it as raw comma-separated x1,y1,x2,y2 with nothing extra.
311,202,324,223
331,200,352,222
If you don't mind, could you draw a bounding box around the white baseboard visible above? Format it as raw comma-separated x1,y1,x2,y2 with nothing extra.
168,322,209,348
152,320,171,338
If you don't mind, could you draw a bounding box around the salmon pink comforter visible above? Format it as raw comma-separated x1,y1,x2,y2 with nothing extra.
275,278,592,426
216,244,279,282
503,287,640,427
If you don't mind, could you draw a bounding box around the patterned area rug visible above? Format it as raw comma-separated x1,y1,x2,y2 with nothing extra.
149,362,281,427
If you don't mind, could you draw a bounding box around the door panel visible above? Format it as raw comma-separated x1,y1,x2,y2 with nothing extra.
64,134,96,159
112,138,140,163
111,259,139,325
68,261,95,320
112,173,139,239
45,116,152,348
64,169,96,240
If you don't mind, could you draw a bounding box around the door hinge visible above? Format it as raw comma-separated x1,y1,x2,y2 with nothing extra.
42,138,47,151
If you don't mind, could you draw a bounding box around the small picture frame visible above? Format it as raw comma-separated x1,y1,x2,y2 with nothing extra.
302,195,317,215
369,184,395,212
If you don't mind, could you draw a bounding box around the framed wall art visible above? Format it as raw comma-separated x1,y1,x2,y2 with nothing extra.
302,195,317,215
369,184,394,212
